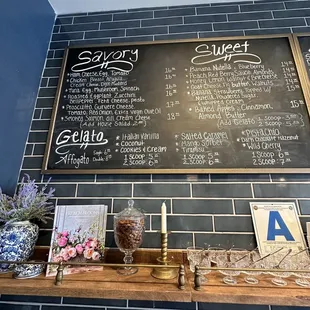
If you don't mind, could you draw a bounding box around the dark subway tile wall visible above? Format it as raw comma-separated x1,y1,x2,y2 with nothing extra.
85,29,125,39
0,295,61,303
214,215,253,232
33,109,41,119
210,174,269,182
47,78,59,87
19,170,42,182
152,214,213,231
228,11,272,21
60,23,100,33
170,23,213,33
214,20,259,31
43,174,95,182
100,20,140,29
24,144,33,155
241,2,285,12
286,0,310,9
127,26,168,36
192,184,252,198
14,1,310,309
63,297,126,306
43,67,61,77
273,8,310,18
197,5,239,14
199,30,244,37
77,184,132,197
54,17,73,25
299,200,310,215
22,0,310,251
20,0,310,248
198,303,269,310
254,184,310,198
97,174,151,182
41,108,53,119
69,38,110,46
259,18,306,28
114,11,153,20
113,198,171,213
142,16,183,27
195,233,256,249
245,27,291,35
154,7,195,18
155,32,198,40
73,14,112,24
172,199,233,214
33,144,46,155
111,35,153,43
155,300,196,310
134,183,190,197
40,78,48,87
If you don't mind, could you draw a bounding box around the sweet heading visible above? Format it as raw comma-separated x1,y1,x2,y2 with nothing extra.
191,41,262,65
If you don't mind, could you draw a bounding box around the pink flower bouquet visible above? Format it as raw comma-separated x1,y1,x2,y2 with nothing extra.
51,227,104,264
47,223,105,276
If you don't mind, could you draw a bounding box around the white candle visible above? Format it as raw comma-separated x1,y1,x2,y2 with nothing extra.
161,201,167,233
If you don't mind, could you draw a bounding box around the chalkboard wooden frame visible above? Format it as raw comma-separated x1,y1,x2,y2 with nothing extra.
293,33,310,95
42,34,310,174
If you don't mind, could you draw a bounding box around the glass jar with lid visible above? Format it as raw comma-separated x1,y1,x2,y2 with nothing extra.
114,199,145,275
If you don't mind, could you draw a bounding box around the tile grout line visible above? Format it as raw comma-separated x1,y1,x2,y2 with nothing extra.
296,198,302,215
251,183,255,198
232,199,236,215
75,184,78,197
49,15,307,36
17,3,310,270
31,144,35,156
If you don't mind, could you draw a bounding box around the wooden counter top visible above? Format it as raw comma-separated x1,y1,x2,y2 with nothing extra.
0,266,190,302
1,249,310,306
188,270,310,307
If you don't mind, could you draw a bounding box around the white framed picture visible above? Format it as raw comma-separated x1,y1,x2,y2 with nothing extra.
250,202,306,256
46,204,108,277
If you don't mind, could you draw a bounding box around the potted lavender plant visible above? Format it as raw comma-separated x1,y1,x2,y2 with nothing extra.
0,175,55,273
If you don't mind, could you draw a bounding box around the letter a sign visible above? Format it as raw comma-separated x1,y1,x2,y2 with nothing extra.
250,202,306,256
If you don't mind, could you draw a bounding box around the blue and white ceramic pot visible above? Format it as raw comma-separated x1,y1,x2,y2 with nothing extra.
0,221,39,273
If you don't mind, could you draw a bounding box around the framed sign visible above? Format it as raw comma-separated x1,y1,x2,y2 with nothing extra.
250,202,306,256
42,34,310,174
46,204,108,277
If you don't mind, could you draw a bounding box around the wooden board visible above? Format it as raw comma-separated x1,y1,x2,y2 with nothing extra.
2,249,310,306
188,269,310,306
0,266,190,301
293,33,310,84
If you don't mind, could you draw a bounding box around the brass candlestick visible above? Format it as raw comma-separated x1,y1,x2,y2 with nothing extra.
151,232,178,279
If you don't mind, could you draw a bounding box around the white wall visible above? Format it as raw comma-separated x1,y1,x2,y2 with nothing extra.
48,0,250,15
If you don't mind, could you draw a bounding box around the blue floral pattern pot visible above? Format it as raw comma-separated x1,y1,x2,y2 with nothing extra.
0,221,39,273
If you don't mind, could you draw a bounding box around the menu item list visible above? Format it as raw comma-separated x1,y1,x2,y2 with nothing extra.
42,35,310,173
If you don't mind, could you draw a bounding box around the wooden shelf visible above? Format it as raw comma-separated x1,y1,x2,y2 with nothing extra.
188,271,310,307
0,266,190,302
2,249,310,306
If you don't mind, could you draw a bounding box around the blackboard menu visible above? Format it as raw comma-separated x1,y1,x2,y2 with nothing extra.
42,35,310,174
